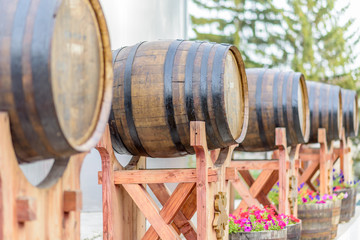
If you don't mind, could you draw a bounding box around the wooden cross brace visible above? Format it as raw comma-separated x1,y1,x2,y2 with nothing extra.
230,128,300,217
298,128,334,195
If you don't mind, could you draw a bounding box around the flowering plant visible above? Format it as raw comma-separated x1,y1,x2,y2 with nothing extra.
297,183,347,204
333,169,359,190
229,206,300,234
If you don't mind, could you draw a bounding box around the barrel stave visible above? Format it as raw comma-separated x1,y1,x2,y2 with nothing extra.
307,81,342,143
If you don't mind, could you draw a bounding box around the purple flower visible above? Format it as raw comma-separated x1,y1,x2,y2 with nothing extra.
244,226,252,232
315,195,320,200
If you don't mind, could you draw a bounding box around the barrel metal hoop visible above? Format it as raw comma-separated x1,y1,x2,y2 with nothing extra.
32,0,74,155
344,93,350,136
212,44,234,145
330,86,338,140
163,40,188,153
291,72,304,143
318,85,323,129
308,82,316,139
281,71,292,145
124,42,149,156
185,41,203,122
11,0,54,159
112,47,124,63
272,71,281,128
109,47,131,155
349,92,355,136
255,68,270,148
200,43,223,148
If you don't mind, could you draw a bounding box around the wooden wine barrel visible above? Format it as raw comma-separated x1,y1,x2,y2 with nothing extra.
307,81,342,143
0,0,113,162
298,202,333,240
331,199,341,239
229,229,287,240
110,40,248,157
287,221,301,240
237,68,310,152
341,89,359,137
335,188,356,222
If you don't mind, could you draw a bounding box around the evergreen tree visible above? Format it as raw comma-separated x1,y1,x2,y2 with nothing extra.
191,0,285,68
191,0,360,85
281,0,359,84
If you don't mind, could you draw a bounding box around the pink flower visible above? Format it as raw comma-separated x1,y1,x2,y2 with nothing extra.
302,197,307,203
279,220,286,228
264,224,269,230
344,192,349,198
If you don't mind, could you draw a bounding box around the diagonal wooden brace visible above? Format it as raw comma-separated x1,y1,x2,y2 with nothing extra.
145,183,197,240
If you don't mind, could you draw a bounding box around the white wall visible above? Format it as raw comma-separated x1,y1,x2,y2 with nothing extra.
80,0,189,212
100,0,187,49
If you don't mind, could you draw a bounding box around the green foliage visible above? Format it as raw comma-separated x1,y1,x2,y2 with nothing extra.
191,0,285,68
191,0,360,83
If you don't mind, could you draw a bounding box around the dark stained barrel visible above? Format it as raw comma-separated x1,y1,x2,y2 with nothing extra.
334,188,356,222
237,68,310,152
298,202,333,240
287,221,302,240
110,40,249,158
0,0,113,162
307,81,342,143
331,199,341,239
341,89,359,137
229,229,287,240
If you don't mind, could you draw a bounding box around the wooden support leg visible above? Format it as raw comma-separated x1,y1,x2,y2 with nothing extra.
276,128,289,215
97,127,146,240
318,129,329,195
191,122,211,240
0,112,85,240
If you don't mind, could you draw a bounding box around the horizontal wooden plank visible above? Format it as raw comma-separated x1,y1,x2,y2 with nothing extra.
300,148,320,154
98,169,218,184
230,160,280,170
299,154,320,162
225,167,238,180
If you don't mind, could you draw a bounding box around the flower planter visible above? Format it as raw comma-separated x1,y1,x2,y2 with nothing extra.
335,188,356,222
229,229,287,240
298,201,333,240
287,221,302,240
331,199,341,239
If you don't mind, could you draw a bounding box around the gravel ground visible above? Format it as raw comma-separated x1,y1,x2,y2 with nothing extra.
81,212,102,240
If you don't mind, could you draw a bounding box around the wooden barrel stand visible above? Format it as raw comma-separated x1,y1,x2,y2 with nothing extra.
97,121,238,240
0,112,84,240
298,128,351,195
229,128,300,217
